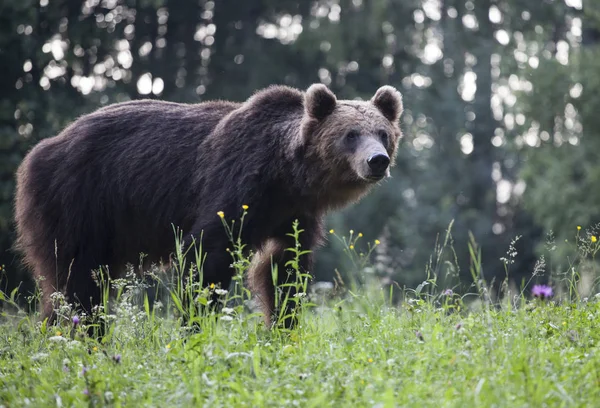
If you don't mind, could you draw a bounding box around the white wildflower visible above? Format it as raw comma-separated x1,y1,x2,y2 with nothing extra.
31,353,49,361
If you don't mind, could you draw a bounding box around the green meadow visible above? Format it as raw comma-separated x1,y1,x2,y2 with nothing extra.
1,225,599,408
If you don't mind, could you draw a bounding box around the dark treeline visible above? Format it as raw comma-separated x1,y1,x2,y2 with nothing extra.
1,0,598,301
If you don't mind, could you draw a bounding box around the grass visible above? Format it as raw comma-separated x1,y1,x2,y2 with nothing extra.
1,220,600,407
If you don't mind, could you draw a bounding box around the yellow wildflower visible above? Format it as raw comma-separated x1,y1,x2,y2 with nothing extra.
368,358,373,363
92,346,98,352
374,239,381,245
56,331,62,337
592,236,598,243
210,283,215,289
349,245,354,250
242,205,249,210
166,343,171,349
358,233,363,237
329,229,334,234
217,211,225,218
577,226,582,231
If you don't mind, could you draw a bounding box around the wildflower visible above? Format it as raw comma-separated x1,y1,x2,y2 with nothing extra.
350,229,354,234
329,229,334,234
577,226,582,231
31,353,49,361
242,204,249,210
215,288,228,296
49,336,67,343
209,283,215,289
358,232,363,237
349,245,354,250
531,284,553,299
368,358,373,363
217,211,225,219
81,366,89,376
72,315,80,327
112,354,121,364
56,331,62,337
220,315,233,321
166,343,171,350
442,289,453,296
83,389,89,396
222,307,235,315
415,330,425,342
567,330,578,343
374,239,381,245
92,346,98,352
592,236,598,243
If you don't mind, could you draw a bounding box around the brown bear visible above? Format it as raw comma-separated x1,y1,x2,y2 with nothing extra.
14,83,403,329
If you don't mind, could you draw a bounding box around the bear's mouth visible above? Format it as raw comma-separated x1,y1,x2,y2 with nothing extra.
366,174,386,182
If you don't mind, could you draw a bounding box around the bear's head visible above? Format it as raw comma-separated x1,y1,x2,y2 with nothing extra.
301,83,403,204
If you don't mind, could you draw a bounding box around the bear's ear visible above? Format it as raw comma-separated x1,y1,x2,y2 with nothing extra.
305,83,337,120
371,85,403,123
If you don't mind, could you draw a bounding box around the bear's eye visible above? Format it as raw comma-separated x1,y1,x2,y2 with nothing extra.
378,130,390,147
345,130,360,142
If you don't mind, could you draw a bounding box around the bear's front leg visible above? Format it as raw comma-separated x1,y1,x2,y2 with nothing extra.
248,216,323,329
180,228,234,326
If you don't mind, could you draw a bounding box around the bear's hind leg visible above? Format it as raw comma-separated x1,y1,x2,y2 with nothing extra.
64,265,103,318
35,262,64,327
179,237,235,328
28,252,103,336
60,248,110,337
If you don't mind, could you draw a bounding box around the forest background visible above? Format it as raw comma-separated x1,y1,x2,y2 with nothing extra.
1,0,597,302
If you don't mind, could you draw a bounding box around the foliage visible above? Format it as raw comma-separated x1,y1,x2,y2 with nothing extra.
0,0,595,304
519,1,599,277
3,293,600,407
1,226,600,407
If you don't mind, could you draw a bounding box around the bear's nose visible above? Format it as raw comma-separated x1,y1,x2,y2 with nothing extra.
367,153,390,175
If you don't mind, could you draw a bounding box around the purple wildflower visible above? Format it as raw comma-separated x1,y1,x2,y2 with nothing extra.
81,366,88,376
532,284,553,299
112,354,121,364
83,389,89,396
442,289,453,296
415,330,425,342
72,315,80,326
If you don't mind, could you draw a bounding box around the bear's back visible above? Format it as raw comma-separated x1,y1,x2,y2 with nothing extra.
15,99,241,269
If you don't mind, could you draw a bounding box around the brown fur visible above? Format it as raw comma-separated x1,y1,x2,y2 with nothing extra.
14,83,403,328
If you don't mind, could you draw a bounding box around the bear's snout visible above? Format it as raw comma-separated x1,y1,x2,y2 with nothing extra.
367,153,390,178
